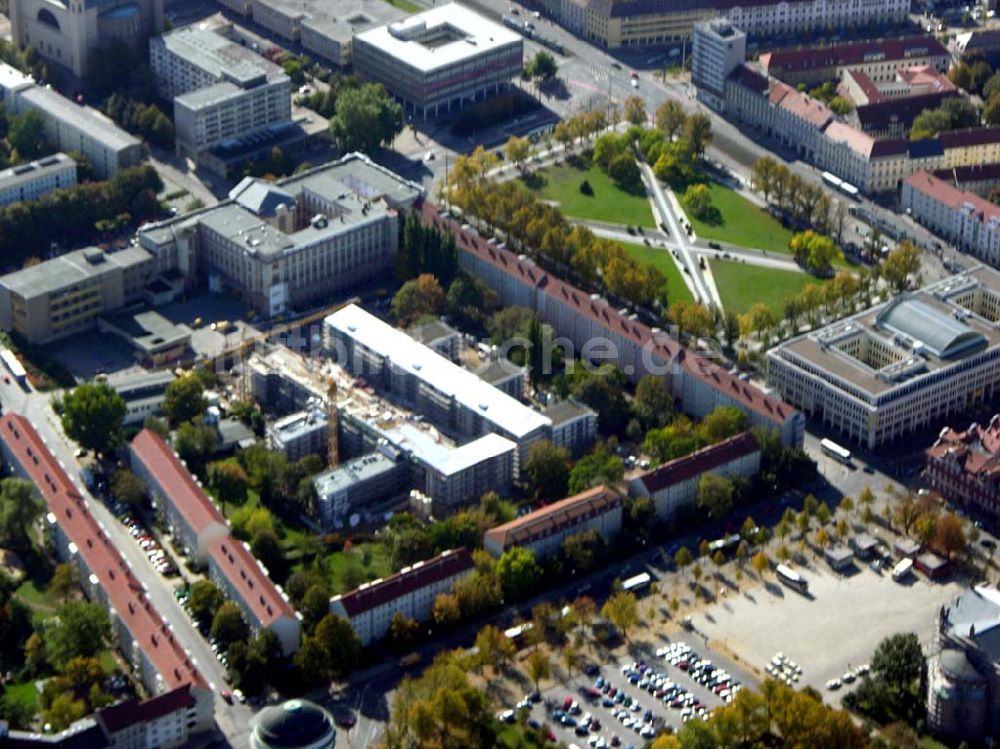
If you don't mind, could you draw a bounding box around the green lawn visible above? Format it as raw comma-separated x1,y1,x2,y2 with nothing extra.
618,241,695,305
320,542,392,595
710,259,827,316
681,180,795,254
521,158,656,228
383,0,422,11
15,578,57,613
3,681,37,714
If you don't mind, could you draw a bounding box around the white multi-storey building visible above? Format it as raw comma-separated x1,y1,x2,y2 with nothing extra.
0,152,76,207
767,266,1000,449
692,19,746,110
353,3,523,119
719,0,908,40
267,408,329,462
329,548,473,645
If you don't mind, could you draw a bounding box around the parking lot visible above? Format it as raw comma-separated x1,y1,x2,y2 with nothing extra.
693,559,964,700
500,638,755,748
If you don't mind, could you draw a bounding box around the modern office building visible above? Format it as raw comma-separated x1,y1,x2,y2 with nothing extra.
0,64,142,179
107,369,176,426
206,537,301,655
927,585,1000,741
138,154,422,316
0,246,156,344
329,548,473,645
150,25,292,159
325,303,552,474
759,36,951,87
692,19,746,111
312,445,409,529
924,415,1000,525
628,431,761,520
767,265,1000,449
353,4,523,119
0,414,213,733
421,202,805,447
267,407,329,462
483,485,623,559
0,153,76,208
129,429,229,564
9,0,163,77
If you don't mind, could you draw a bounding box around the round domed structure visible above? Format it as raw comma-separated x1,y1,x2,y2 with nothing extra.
249,699,336,749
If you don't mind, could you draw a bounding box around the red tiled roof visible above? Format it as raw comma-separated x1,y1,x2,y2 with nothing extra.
937,127,1000,150
637,431,760,494
904,171,1000,222
331,548,473,617
843,69,882,103
926,415,1000,483
207,536,295,627
97,686,195,734
0,414,206,692
932,162,1000,184
777,90,834,128
130,429,225,536
855,91,957,132
420,202,796,432
484,485,622,552
727,64,768,93
762,36,949,77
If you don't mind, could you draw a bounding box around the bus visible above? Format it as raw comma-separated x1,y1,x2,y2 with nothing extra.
0,349,26,386
821,171,844,191
820,438,852,464
892,558,914,582
839,181,860,200
776,564,808,593
621,572,652,594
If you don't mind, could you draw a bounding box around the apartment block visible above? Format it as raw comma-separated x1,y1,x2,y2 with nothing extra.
0,153,76,208
353,4,523,119
483,485,623,559
266,407,328,462
129,429,228,564
542,398,598,457
312,445,409,529
925,415,1000,525
329,548,473,645
0,414,213,733
0,246,155,344
767,266,1000,449
628,432,761,520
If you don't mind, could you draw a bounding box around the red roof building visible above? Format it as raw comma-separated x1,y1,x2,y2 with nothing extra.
925,415,1000,524
483,485,623,559
129,429,228,563
329,548,473,645
0,413,213,734
629,432,761,520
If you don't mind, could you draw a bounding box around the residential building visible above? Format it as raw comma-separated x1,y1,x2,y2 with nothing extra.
956,28,1000,65
206,536,301,655
767,265,1000,449
9,0,162,77
927,585,1000,741
483,485,623,559
420,202,805,447
329,548,473,645
839,65,955,107
628,431,761,520
760,36,951,87
542,398,598,456
768,81,834,161
325,303,552,475
353,4,523,118
312,445,409,529
149,25,292,160
717,0,908,40
851,91,957,139
250,700,336,749
0,66,141,179
692,19,746,111
476,360,526,398
0,246,156,345
407,318,461,361
0,414,213,731
0,153,76,208
925,415,1000,525
931,163,1000,197
138,154,422,316
267,407,328,461
129,429,229,564
249,346,330,416
106,369,175,426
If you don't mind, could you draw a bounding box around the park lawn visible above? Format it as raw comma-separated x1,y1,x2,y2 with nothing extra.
521,159,656,228
618,241,695,305
710,259,828,316
320,542,392,595
98,650,120,675
683,180,795,254
15,578,57,614
3,681,37,714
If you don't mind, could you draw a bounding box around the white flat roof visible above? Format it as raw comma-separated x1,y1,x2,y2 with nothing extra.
389,423,514,475
326,304,550,439
353,2,521,73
